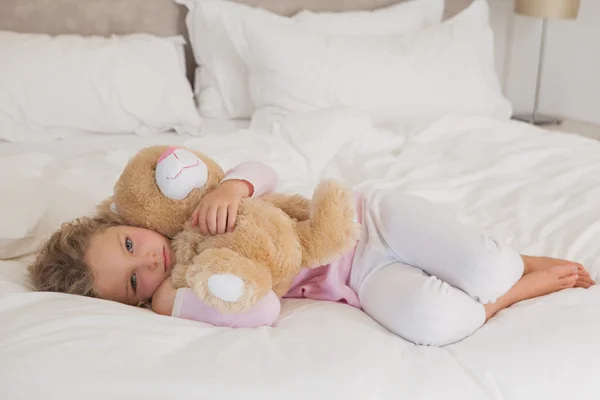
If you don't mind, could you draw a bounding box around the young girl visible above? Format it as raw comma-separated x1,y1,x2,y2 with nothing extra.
29,161,594,346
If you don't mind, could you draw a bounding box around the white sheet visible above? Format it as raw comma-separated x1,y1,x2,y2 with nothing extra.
0,118,250,158
1,112,600,400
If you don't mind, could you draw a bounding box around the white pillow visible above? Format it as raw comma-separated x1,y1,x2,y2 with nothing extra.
177,0,445,119
229,0,512,124
0,152,119,259
0,32,201,143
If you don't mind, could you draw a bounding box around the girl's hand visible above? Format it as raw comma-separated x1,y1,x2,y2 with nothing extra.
151,277,178,316
191,180,253,235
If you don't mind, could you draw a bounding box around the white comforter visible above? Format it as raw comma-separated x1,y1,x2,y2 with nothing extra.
1,110,599,400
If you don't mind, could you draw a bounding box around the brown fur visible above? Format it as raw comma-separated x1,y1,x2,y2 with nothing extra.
261,193,310,221
99,145,360,313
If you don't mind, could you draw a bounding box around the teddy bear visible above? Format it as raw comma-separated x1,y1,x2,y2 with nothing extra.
97,145,360,314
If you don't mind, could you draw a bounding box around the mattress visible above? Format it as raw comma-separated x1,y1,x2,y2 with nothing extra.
1,112,599,400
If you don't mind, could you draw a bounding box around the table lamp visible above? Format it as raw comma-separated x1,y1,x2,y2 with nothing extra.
512,0,581,125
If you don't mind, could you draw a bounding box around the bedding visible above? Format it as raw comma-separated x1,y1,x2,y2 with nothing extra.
178,0,445,119
0,31,200,143
230,0,512,125
0,118,251,159
0,118,250,259
1,110,600,399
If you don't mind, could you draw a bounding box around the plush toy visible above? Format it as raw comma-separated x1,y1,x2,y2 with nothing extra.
98,145,360,313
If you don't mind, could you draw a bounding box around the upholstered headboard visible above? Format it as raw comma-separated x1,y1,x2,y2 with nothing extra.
0,0,473,82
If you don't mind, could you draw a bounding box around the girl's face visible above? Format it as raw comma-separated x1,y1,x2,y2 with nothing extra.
86,226,174,306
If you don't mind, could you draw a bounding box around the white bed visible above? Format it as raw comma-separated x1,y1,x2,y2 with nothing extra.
1,1,600,399
2,113,600,400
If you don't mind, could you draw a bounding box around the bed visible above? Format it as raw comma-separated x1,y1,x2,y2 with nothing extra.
1,1,599,399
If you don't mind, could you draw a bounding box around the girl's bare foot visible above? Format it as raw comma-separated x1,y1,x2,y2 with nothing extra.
521,255,594,288
484,264,586,320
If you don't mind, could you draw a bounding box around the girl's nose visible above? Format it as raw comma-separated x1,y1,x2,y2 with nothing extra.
146,252,158,271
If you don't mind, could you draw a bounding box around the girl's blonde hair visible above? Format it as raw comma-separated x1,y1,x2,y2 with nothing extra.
28,216,121,298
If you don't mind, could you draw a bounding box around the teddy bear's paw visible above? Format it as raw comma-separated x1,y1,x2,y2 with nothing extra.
310,179,357,228
297,180,361,269
170,265,188,288
207,274,245,302
187,248,273,314
188,272,254,313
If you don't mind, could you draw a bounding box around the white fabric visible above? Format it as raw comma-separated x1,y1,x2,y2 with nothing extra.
360,263,487,347
230,0,512,124
207,274,246,302
2,110,600,399
0,31,200,143
155,148,209,200
353,189,525,304
355,189,524,346
177,0,445,119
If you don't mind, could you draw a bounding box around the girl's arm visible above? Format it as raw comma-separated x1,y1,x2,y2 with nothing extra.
191,161,279,235
220,161,279,197
223,161,311,222
152,278,281,328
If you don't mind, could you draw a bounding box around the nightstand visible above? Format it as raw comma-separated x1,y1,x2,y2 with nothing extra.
543,118,600,141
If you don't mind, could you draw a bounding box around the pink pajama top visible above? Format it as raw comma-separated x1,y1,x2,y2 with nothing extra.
171,162,362,327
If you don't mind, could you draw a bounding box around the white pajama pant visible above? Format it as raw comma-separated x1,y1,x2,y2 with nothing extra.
349,189,524,346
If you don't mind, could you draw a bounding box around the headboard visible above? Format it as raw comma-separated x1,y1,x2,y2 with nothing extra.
0,0,473,82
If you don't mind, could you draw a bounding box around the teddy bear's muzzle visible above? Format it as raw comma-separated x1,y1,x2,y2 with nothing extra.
155,147,209,201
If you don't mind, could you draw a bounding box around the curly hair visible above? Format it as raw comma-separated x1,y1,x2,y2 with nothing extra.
28,216,121,298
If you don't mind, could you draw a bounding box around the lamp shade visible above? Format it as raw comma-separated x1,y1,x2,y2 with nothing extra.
515,0,580,20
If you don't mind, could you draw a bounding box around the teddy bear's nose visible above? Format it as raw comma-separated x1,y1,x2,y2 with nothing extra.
155,148,209,201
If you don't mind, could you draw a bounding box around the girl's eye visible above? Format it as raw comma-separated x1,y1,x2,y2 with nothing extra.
130,273,137,291
125,238,133,253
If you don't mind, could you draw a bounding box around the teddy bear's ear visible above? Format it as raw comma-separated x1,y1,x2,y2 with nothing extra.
96,196,124,223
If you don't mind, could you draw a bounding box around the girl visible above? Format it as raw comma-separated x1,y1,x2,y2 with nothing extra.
29,161,594,346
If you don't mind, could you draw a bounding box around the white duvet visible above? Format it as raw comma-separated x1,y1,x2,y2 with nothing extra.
1,110,600,400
